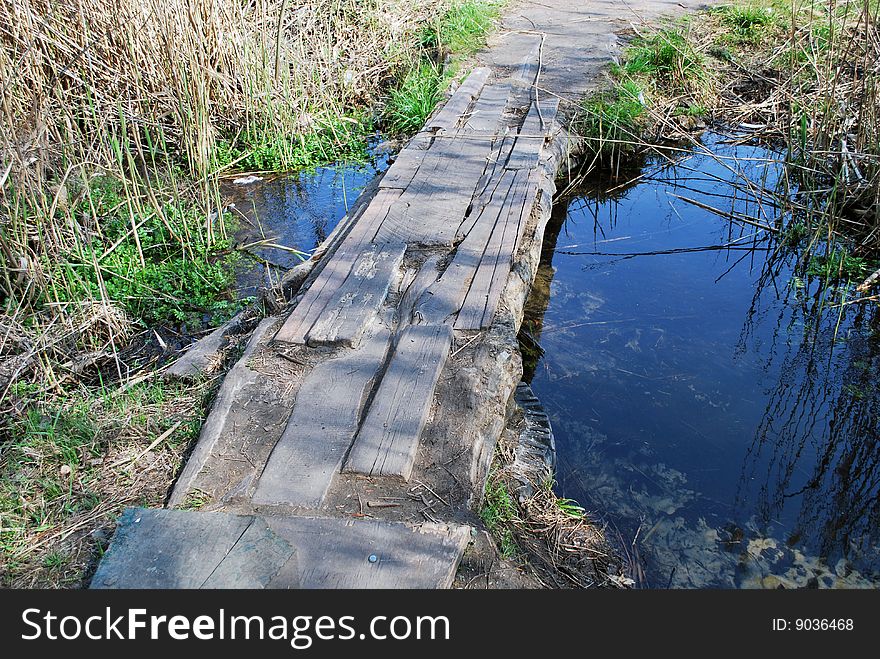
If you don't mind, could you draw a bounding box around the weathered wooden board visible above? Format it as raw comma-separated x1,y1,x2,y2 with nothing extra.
480,170,541,329
266,517,471,589
416,169,517,325
460,82,509,135
399,252,443,326
456,135,516,240
455,168,533,330
90,509,295,589
507,41,542,109
168,317,276,508
379,135,432,190
273,190,402,345
426,67,491,134
202,516,298,588
373,137,494,246
306,243,405,348
251,328,392,509
505,99,559,171
345,324,453,479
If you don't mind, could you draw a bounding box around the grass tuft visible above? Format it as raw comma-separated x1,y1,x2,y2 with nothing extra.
384,1,501,136
575,81,647,165
624,30,706,87
384,64,446,136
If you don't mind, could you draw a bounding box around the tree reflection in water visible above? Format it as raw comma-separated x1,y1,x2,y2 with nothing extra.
521,141,880,586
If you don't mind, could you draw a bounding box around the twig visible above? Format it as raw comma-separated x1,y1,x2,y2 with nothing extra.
669,194,779,233
414,479,450,507
451,332,482,358
110,421,182,468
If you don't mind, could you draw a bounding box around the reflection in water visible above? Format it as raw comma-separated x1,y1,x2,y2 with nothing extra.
521,134,880,588
224,149,387,298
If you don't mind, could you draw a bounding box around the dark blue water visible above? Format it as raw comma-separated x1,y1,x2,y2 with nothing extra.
523,134,880,588
226,147,389,297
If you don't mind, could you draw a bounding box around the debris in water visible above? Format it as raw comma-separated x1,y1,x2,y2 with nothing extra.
233,175,264,185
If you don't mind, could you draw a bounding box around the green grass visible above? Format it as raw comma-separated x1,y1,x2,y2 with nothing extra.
215,114,373,173
384,1,501,136
555,498,587,519
43,176,243,327
0,379,211,586
576,80,647,161
480,474,519,558
807,248,872,282
714,4,779,44
624,30,705,86
422,0,501,56
383,63,445,136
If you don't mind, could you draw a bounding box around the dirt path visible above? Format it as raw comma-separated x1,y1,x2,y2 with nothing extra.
91,0,713,590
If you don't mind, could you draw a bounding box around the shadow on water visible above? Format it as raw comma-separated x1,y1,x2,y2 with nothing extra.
521,133,880,588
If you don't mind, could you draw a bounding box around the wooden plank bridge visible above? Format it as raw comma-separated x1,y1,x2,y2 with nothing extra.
91,0,706,589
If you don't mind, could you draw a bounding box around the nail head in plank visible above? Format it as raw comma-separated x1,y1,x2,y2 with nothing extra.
265,516,471,589
252,328,392,508
344,324,453,479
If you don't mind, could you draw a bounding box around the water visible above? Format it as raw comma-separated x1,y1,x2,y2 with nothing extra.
224,145,389,298
522,133,880,588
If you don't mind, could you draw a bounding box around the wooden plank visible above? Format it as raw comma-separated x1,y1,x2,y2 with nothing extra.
90,509,295,589
373,137,494,246
252,328,392,509
399,252,443,326
168,317,276,507
505,99,559,171
460,82,509,134
202,516,298,588
344,324,453,479
425,67,491,134
456,134,516,240
379,135,432,189
273,189,402,345
455,168,532,330
266,517,471,589
306,243,405,348
416,169,518,325
507,41,541,110
474,176,538,329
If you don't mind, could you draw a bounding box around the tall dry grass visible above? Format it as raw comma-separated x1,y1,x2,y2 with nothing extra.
1,0,448,177
0,0,454,414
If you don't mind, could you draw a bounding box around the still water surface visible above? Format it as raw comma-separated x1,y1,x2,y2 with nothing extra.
522,133,880,588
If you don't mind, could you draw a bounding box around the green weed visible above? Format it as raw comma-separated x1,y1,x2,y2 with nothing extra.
555,498,587,519
625,30,705,86
0,379,209,586
807,248,871,282
383,63,445,136
715,5,779,43
386,1,500,136
576,80,647,161
481,475,520,559
215,115,372,173
44,177,242,327
422,1,500,56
